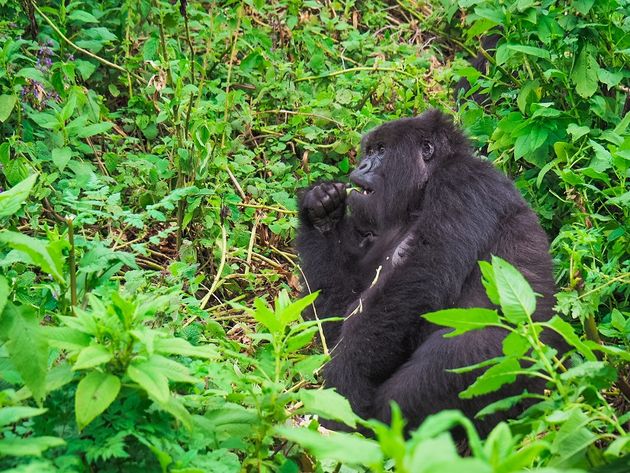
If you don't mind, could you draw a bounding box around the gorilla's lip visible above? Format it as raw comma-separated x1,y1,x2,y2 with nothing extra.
349,178,374,196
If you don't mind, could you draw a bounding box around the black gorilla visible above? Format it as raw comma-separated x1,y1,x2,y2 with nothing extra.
296,110,557,435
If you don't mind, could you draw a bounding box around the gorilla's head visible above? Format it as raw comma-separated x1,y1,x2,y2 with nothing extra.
347,110,469,229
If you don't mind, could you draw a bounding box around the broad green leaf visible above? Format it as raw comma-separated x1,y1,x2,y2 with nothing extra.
411,410,484,457
506,44,550,60
277,291,318,326
0,94,17,123
45,327,91,351
75,371,121,429
460,357,520,399
0,231,64,282
0,275,8,317
0,174,37,218
475,393,529,419
567,123,590,141
483,422,513,464
571,47,598,98
252,298,282,333
3,304,48,404
286,326,318,352
127,360,170,403
423,308,500,337
73,345,113,370
559,361,616,389
300,388,358,428
479,261,500,305
542,316,596,361
0,436,65,457
497,442,549,473
491,256,536,323
549,409,597,466
52,147,72,171
502,331,529,357
275,426,382,466
144,355,198,384
154,336,217,359
15,363,75,402
76,122,113,138
67,10,98,23
0,406,47,427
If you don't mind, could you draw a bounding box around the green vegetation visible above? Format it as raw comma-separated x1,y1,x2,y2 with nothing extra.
0,0,628,471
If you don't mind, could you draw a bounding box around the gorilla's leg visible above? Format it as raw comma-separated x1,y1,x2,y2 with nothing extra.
372,328,531,437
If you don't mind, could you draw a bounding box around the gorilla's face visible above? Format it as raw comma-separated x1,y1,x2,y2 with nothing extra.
347,111,454,229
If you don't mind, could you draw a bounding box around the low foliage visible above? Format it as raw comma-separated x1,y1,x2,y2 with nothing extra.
0,0,628,472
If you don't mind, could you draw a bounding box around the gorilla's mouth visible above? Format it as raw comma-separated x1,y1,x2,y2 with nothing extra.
348,180,374,197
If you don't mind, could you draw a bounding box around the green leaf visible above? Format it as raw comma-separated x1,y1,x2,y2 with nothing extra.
559,361,616,389
0,231,64,282
491,256,536,323
52,147,72,171
506,44,550,60
460,357,520,399
275,427,382,466
502,331,529,357
75,371,121,429
277,291,318,327
76,122,114,138
423,308,500,337
549,409,597,466
300,388,358,428
0,406,47,427
571,47,598,98
127,360,170,403
3,304,49,404
68,10,99,23
0,94,18,123
73,345,113,370
0,174,37,218
542,316,596,361
0,275,8,317
0,436,65,457
567,123,590,141
144,355,198,384
154,337,217,359
45,327,91,351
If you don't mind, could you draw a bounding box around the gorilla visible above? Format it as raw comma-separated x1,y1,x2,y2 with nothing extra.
296,110,558,435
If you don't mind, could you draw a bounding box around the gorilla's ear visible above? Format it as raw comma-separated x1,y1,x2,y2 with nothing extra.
421,109,462,158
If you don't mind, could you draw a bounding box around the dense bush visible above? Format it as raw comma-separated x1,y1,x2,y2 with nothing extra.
0,0,627,471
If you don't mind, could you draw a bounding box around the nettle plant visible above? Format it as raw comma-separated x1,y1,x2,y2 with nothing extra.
277,256,629,471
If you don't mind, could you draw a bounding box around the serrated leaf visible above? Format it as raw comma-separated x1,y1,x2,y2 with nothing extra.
542,316,596,361
300,388,358,428
423,308,500,337
460,357,520,399
0,174,37,218
492,256,536,323
145,355,198,384
127,360,170,403
73,345,113,370
75,371,121,429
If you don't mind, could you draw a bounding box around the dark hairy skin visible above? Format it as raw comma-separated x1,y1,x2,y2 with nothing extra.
296,110,559,436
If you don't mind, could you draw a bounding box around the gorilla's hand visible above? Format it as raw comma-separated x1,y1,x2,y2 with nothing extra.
302,182,346,233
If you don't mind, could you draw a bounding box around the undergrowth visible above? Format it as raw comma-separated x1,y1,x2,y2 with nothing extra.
0,0,628,472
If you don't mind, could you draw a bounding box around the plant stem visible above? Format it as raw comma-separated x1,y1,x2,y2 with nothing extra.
66,216,77,310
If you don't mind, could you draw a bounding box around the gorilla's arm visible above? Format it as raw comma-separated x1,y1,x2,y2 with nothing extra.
323,162,519,418
296,182,364,344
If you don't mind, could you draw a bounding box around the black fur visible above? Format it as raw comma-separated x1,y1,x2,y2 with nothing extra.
296,110,558,436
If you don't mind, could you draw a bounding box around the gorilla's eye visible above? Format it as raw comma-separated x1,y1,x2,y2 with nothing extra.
421,140,434,160
378,144,385,154
366,146,373,155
